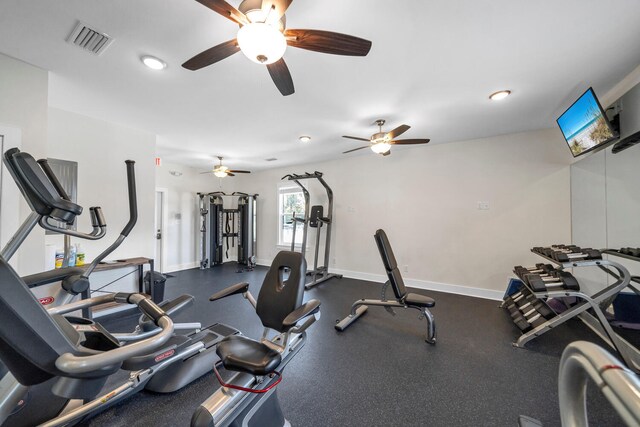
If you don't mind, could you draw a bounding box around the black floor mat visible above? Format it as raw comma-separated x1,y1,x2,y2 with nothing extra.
79,263,626,427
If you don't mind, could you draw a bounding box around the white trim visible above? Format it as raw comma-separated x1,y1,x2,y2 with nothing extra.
276,185,306,248
165,261,199,273
154,187,169,273
254,257,503,301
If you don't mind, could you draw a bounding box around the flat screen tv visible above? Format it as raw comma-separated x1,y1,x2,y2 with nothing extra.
556,87,618,157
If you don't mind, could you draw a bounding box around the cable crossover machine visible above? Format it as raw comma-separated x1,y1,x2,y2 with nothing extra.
282,171,342,289
198,192,257,271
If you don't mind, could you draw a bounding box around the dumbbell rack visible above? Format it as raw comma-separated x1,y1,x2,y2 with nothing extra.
508,248,640,374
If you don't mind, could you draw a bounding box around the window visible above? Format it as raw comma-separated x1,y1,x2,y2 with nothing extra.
278,186,305,247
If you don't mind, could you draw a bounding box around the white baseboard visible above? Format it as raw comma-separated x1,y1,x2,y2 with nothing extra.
331,267,504,301
255,258,503,301
165,261,199,273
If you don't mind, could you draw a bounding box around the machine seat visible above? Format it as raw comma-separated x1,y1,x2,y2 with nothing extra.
216,335,281,376
404,293,436,308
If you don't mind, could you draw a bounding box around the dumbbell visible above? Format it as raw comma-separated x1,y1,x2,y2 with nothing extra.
551,244,579,250
553,249,601,262
526,271,580,292
506,286,532,302
514,264,555,276
513,293,539,312
512,310,547,331
504,292,533,312
620,247,640,257
517,297,555,319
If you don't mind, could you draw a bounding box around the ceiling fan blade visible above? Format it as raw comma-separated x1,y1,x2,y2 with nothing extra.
182,39,240,70
266,58,295,96
227,172,236,176
342,145,370,154
387,124,410,140
228,170,251,173
391,138,431,145
262,0,293,24
195,0,249,25
342,135,370,142
284,29,372,56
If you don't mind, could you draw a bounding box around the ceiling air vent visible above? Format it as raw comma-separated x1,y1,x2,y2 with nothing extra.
66,21,114,55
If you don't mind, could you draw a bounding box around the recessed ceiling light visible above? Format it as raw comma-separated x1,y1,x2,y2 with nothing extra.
141,55,166,70
299,136,311,143
489,90,511,101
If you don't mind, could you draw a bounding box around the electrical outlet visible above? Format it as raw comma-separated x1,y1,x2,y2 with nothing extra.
403,265,409,273
477,201,489,210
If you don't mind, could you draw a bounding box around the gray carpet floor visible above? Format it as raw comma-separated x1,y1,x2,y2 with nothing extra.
82,262,629,427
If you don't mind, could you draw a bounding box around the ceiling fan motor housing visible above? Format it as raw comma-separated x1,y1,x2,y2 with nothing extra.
238,0,286,29
371,131,389,143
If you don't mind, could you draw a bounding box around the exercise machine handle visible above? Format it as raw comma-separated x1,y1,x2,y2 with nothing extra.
83,160,137,276
55,293,173,375
122,160,138,237
89,207,107,228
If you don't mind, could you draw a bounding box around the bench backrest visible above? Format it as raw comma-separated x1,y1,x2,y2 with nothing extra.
374,229,407,300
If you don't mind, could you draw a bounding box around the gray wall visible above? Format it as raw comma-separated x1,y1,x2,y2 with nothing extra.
571,82,640,292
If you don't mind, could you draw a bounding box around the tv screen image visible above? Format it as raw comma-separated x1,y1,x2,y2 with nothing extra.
556,88,617,157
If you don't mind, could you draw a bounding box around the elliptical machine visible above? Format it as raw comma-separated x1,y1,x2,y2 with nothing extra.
0,149,239,427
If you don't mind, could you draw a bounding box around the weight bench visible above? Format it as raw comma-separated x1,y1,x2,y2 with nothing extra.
335,229,436,343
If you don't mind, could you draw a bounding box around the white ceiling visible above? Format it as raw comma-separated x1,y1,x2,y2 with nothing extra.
1,0,639,171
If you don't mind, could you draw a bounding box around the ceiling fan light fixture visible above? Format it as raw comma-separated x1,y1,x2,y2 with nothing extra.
489,90,511,101
371,142,391,154
213,165,229,178
237,23,286,65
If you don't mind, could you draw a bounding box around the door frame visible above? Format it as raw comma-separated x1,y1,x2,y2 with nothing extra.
0,125,22,269
154,188,168,273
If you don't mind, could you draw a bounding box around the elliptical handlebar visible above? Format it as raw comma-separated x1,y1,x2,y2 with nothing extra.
54,292,173,375
39,216,106,240
122,160,138,237
82,160,137,277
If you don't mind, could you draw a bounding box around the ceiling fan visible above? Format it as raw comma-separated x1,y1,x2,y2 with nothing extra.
342,120,431,156
182,0,372,96
201,156,251,177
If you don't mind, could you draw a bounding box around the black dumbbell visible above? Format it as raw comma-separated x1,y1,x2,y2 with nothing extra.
514,264,555,276
620,247,640,257
554,249,601,262
526,271,580,292
512,311,546,330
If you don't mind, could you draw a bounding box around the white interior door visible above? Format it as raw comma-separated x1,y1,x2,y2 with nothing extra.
0,125,22,268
